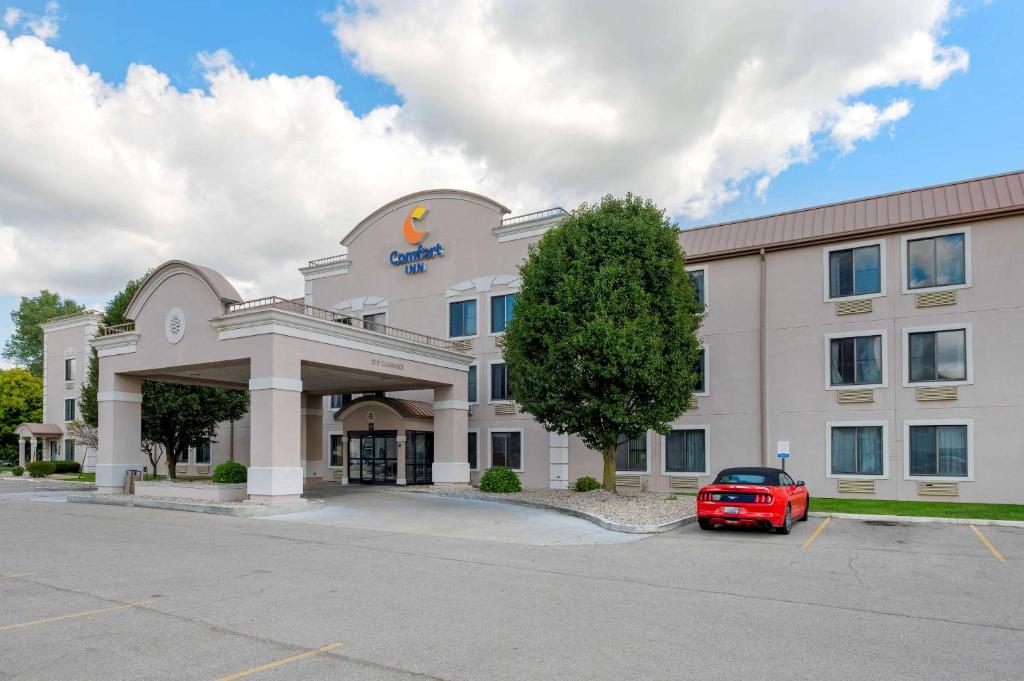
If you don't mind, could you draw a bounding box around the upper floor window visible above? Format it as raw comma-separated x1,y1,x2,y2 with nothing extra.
64,357,75,381
490,293,518,333
363,312,386,333
908,328,967,383
64,398,75,422
490,363,509,401
615,434,648,473
664,428,707,474
688,268,706,306
196,440,212,465
449,299,477,338
829,334,883,387
906,232,966,290
468,365,478,403
828,244,881,299
329,394,343,410
693,348,706,394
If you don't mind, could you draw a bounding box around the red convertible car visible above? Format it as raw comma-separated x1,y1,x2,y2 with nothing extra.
696,467,809,534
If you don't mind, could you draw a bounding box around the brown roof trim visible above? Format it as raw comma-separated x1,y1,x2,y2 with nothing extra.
333,395,434,421
15,423,64,437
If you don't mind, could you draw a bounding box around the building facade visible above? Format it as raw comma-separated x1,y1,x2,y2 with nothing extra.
38,172,1024,504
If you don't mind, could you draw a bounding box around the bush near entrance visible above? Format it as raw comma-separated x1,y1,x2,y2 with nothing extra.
212,461,247,484
53,461,81,474
479,466,522,493
27,461,56,478
12,466,24,476
573,476,601,492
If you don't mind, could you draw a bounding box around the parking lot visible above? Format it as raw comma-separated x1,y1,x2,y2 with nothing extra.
1,483,1022,680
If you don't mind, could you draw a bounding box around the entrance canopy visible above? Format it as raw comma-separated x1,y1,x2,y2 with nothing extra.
90,260,472,501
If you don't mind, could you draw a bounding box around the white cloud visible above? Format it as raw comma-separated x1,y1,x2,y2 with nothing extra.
0,1,968,306
4,1,59,39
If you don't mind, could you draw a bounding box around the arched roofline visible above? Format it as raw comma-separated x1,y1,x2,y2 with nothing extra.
124,260,242,321
341,189,511,248
333,396,434,422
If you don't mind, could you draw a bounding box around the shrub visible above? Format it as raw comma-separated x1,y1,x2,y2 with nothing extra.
27,461,57,478
53,461,81,474
573,476,600,492
479,466,522,493
212,461,247,484
12,466,24,477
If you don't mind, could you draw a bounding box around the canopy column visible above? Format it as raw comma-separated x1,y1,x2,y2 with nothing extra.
247,360,304,503
431,384,469,484
95,373,143,493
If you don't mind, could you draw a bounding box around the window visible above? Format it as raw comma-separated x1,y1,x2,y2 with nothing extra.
64,439,75,462
664,428,707,474
196,440,212,465
779,472,796,487
176,447,189,464
490,431,522,470
829,425,883,476
490,293,518,333
693,348,706,394
688,269,706,306
908,329,967,383
828,244,881,299
329,433,344,467
906,232,966,290
64,357,75,381
467,365,478,403
64,398,75,422
363,312,386,333
449,299,477,338
490,362,509,401
468,431,478,470
49,441,58,460
909,424,968,477
615,434,648,473
829,335,883,387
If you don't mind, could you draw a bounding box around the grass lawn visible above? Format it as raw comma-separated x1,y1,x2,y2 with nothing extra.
811,497,1024,521
51,472,96,482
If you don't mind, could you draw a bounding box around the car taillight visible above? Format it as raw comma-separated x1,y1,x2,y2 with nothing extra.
754,494,773,504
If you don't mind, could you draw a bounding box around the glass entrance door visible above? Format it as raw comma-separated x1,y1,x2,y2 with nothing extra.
405,431,434,485
347,431,397,484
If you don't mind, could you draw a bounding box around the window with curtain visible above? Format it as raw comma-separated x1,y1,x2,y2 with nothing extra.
468,365,478,403
468,432,478,470
490,431,521,469
830,335,882,386
64,398,75,421
907,233,966,289
665,429,706,473
363,312,386,333
490,293,518,333
615,435,647,472
830,426,883,476
448,299,477,337
490,363,509,401
908,329,966,382
829,244,881,298
688,269,705,305
693,349,706,393
329,434,344,467
196,440,212,465
909,425,968,476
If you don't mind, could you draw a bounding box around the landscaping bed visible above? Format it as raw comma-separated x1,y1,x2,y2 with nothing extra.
402,487,696,531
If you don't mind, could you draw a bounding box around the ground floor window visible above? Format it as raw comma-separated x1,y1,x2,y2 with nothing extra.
830,425,883,476
490,431,521,470
664,428,706,474
176,447,189,464
616,434,647,472
49,441,58,460
909,424,968,477
64,439,75,462
468,431,478,470
196,440,212,465
329,434,344,467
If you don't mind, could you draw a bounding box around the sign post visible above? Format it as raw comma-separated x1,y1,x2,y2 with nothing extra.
776,440,790,472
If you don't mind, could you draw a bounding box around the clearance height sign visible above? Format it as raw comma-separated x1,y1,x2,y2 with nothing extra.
389,205,444,275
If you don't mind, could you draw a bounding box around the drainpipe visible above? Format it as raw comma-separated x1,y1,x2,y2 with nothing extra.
759,248,768,467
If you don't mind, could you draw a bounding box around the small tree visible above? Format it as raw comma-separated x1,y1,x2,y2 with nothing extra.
2,291,84,377
503,194,704,492
0,368,43,457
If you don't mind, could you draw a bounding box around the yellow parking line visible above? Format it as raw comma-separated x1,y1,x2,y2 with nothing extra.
0,600,156,632
970,525,1005,562
0,572,36,580
215,642,345,681
801,516,831,550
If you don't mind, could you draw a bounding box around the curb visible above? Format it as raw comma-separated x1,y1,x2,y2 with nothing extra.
394,489,696,534
66,494,324,517
809,511,1024,528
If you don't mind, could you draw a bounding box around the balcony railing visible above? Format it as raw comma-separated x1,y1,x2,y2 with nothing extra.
501,207,568,227
225,297,460,351
305,254,348,268
45,310,102,324
98,321,135,336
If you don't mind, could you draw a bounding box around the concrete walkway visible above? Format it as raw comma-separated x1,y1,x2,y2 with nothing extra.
264,485,645,546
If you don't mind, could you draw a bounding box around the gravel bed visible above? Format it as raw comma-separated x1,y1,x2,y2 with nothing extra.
404,487,696,527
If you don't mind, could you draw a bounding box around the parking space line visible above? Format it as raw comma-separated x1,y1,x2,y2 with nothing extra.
801,516,831,550
214,641,345,681
0,600,157,632
970,525,1006,562
0,572,36,580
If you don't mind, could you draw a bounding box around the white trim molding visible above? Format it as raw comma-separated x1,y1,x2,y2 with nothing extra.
824,329,889,391
446,294,480,340
686,263,710,309
487,427,526,472
902,419,974,482
248,377,304,392
660,425,710,476
901,322,973,388
900,225,972,295
91,332,140,357
446,274,521,298
824,420,890,480
433,400,470,411
822,238,887,303
247,467,305,496
96,391,143,403
432,461,471,484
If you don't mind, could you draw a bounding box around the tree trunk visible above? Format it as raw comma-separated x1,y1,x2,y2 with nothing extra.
601,445,617,493
166,442,178,479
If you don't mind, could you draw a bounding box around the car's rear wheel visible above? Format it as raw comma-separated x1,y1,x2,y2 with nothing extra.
775,505,792,535
698,518,713,531
798,496,810,521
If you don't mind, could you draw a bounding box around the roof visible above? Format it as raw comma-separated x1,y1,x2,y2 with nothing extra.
125,260,242,320
15,423,64,437
334,395,434,420
680,170,1024,260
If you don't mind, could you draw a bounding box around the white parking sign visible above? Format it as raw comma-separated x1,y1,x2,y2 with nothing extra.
777,441,790,460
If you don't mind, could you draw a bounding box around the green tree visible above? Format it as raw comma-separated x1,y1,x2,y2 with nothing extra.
502,194,704,492
2,291,84,377
0,368,43,462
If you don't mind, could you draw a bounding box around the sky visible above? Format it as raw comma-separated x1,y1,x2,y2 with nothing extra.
1,0,1022,368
